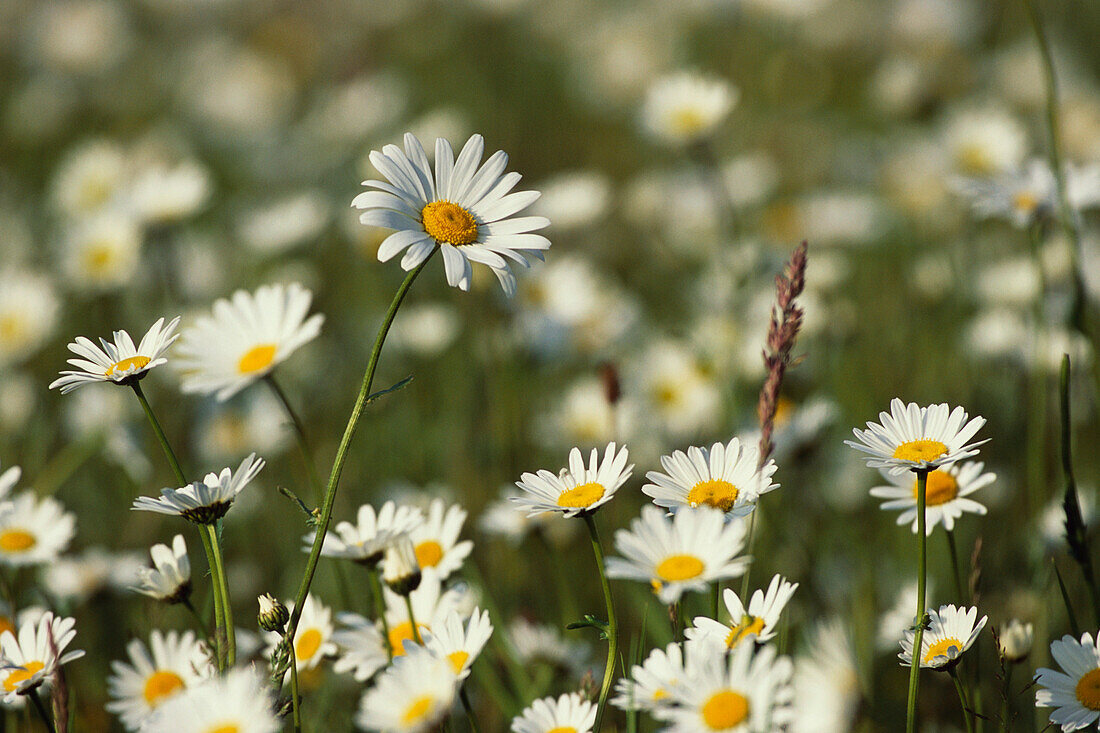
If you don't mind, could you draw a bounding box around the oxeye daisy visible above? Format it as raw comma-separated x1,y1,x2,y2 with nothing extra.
0,612,85,704
899,604,986,670
605,506,750,605
1035,631,1100,731
309,501,424,565
409,499,473,580
511,691,597,733
686,574,799,650
791,619,862,733
512,442,633,518
870,461,995,534
175,282,324,401
139,668,279,733
131,534,191,603
641,71,738,147
642,436,778,517
263,594,336,674
131,453,265,524
383,569,467,658
357,644,459,733
612,640,687,712
424,607,493,680
352,132,550,296
332,612,389,682
49,317,181,394
654,641,794,732
106,630,212,731
845,398,987,474
0,493,76,567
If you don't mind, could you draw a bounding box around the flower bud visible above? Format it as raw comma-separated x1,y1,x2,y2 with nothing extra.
383,535,422,596
258,593,290,633
998,619,1034,663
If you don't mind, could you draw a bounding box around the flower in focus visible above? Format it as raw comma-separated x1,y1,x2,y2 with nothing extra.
611,639,687,712
641,71,737,146
869,461,995,534
263,594,336,673
131,534,190,604
511,691,597,733
0,493,76,566
898,604,986,669
382,569,467,658
511,442,633,518
409,499,473,580
423,606,493,680
0,612,85,703
998,619,1033,663
643,436,778,517
131,453,264,524
606,506,750,605
49,317,180,393
845,398,987,474
357,644,459,733
1035,631,1100,731
686,574,799,649
175,282,324,401
310,501,424,565
139,667,280,733
106,630,212,730
353,132,550,296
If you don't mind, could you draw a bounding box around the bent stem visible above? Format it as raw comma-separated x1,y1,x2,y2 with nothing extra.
583,513,618,733
950,666,976,733
906,469,929,733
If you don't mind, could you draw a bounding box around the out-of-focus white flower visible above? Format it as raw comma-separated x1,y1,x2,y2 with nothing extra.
306,73,408,144
180,42,295,137
508,618,590,673
998,619,1033,663
641,71,737,146
878,581,934,652
129,161,210,225
529,171,612,231
791,619,862,733
62,210,143,291
0,269,59,368
381,570,468,659
408,499,473,580
870,461,995,535
0,493,76,567
51,140,128,216
357,644,458,733
26,0,132,74
0,612,84,704
140,668,279,733
631,340,721,440
389,302,461,357
194,389,290,463
237,192,330,255
721,153,780,208
424,606,493,680
310,501,424,565
943,106,1028,176
511,691,597,733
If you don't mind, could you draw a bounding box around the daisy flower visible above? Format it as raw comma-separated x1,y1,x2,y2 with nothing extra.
352,132,550,296
612,640,687,712
357,644,459,733
1036,631,1100,731
642,436,778,517
791,619,862,733
106,630,212,731
383,569,467,658
424,607,493,680
0,612,85,703
654,642,794,732
131,534,191,603
845,398,987,474
511,442,633,518
49,317,180,394
309,501,424,565
139,668,279,733
686,574,799,650
175,282,324,401
511,691,597,733
605,506,750,605
409,499,473,580
869,461,995,535
333,613,389,682
0,493,76,566
263,594,336,674
132,453,264,524
641,71,738,146
899,604,987,669
998,619,1034,663
0,269,59,369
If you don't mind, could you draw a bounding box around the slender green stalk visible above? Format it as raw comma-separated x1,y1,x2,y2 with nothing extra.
366,565,394,660
946,530,966,602
1000,664,1013,732
1053,559,1080,633
583,514,618,733
906,469,929,733
405,594,424,645
206,524,235,667
265,374,322,505
27,689,56,733
288,634,302,733
182,597,211,639
459,686,482,733
950,667,976,733
1059,356,1100,624
711,581,721,620
739,511,759,600
131,383,186,484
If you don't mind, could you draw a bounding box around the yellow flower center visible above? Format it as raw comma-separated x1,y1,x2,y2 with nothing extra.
205,726,240,733
3,660,44,692
237,344,277,374
923,637,963,664
913,470,959,506
415,540,444,568
105,355,151,377
1076,668,1100,710
1013,191,1039,214
0,315,26,344
83,242,116,275
402,695,436,724
142,670,185,706
701,689,750,729
556,482,606,509
653,688,668,701
388,621,429,657
957,144,994,175
656,554,705,582
687,479,739,512
295,628,323,661
670,108,706,137
421,201,479,246
0,529,36,553
725,615,766,648
448,650,470,674
892,439,948,463
547,728,578,733
653,383,680,407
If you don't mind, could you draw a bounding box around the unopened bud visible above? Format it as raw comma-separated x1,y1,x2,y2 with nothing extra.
998,619,1034,663
383,535,421,596
258,593,290,633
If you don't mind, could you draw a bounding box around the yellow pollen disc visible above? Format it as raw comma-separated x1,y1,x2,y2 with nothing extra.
447,651,469,674
547,728,578,733
402,695,435,724
701,689,750,729
0,529,36,553
388,621,429,657
1013,191,1039,213
913,470,959,506
0,315,25,343
957,144,993,175
557,482,606,509
3,660,44,692
670,108,706,136
205,726,240,733
687,479,739,512
237,344,277,374
142,670,185,706
1076,668,1100,710
653,383,680,407
105,355,151,377
656,554,705,582
421,201,479,246
892,439,948,463
83,243,116,274
415,540,444,568
923,637,963,664
653,688,668,701
295,628,323,661
725,615,766,648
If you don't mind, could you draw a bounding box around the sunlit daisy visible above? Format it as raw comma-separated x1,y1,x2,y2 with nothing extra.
0,612,85,703
0,492,76,566
175,282,324,401
612,640,688,712
687,574,799,650
1036,631,1100,731
139,668,279,733
512,442,632,518
511,691,597,733
131,534,190,603
132,453,264,524
357,644,459,733
643,436,778,517
308,500,424,565
845,398,987,474
424,607,493,680
899,604,986,669
333,612,389,682
263,594,336,673
353,132,550,296
641,71,738,146
106,630,212,731
605,506,750,605
409,499,473,580
383,569,467,658
49,317,180,393
870,461,995,534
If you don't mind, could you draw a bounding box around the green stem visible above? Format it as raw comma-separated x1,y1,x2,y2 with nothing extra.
584,514,618,733
1059,356,1100,624
711,581,722,621
405,594,424,645
206,524,235,667
131,383,186,485
739,510,759,600
946,529,966,602
906,469,929,733
950,666,976,733
366,564,394,660
27,689,56,733
459,686,482,733
1001,664,1012,732
182,597,212,639
265,374,322,505
288,632,302,733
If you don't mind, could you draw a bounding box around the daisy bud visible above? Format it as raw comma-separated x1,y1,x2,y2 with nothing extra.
383,535,421,596
998,619,1034,663
257,594,289,633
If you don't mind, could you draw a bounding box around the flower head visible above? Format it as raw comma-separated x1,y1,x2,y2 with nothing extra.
132,453,264,524
643,436,778,517
49,317,180,393
1036,631,1100,731
106,630,212,731
262,594,336,673
309,501,424,565
0,493,76,567
998,619,1033,663
686,574,799,650
131,534,190,603
139,668,279,733
641,72,737,146
408,499,473,580
846,398,987,474
423,607,493,680
612,640,688,713
357,644,459,733
512,442,632,518
869,461,995,534
0,612,85,703
511,691,597,733
899,604,986,669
